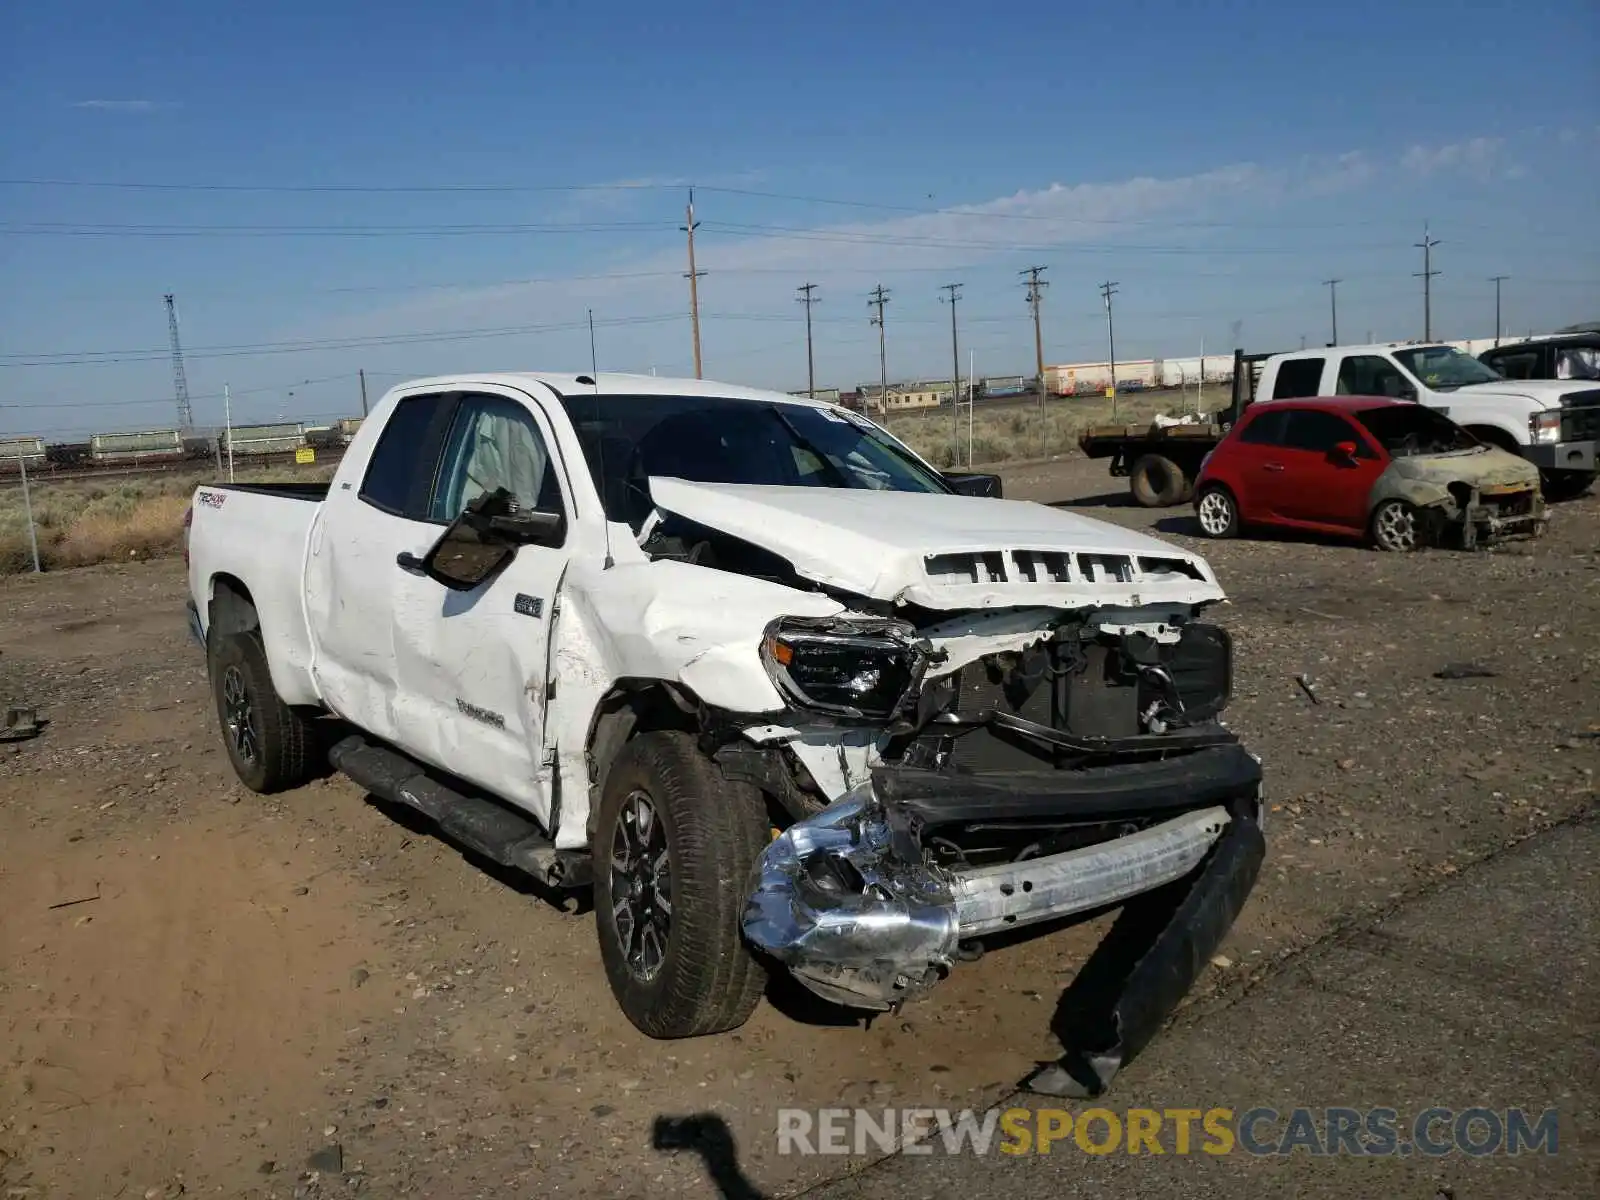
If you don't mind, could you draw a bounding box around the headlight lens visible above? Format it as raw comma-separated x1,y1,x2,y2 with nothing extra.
1530,410,1561,444
761,616,927,721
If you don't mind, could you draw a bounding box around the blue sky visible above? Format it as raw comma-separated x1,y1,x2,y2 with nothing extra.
2,0,1597,439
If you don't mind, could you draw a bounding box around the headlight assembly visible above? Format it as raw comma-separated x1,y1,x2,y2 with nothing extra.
1530,410,1561,445
761,616,929,721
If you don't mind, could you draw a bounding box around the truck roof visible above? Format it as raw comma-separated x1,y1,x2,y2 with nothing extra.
1267,343,1452,360
387,371,837,410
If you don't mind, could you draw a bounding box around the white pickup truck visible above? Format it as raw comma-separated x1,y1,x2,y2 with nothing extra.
1251,343,1598,500
185,372,1264,1084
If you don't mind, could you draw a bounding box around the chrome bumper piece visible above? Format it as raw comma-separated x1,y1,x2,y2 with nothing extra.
742,780,1232,1012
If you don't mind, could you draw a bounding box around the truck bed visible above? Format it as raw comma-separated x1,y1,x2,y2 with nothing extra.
210,480,331,502
1077,421,1223,460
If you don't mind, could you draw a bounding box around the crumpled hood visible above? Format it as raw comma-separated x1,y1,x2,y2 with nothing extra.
1389,446,1540,489
646,477,1225,609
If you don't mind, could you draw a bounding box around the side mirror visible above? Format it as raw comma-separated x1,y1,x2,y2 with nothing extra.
1395,383,1418,402
1331,440,1359,463
944,472,1004,499
421,487,565,591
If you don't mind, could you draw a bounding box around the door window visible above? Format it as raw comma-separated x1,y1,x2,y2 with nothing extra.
1335,355,1412,398
1281,409,1367,455
430,393,564,523
1237,408,1289,445
359,393,450,518
1272,358,1325,399
1486,350,1538,380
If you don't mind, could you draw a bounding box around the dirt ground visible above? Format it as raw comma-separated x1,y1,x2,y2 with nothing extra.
1,457,1595,1199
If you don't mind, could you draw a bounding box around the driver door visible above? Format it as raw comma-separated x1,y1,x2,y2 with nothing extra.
388,388,572,823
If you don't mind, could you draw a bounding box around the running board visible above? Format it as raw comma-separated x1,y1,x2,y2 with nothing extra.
329,735,591,889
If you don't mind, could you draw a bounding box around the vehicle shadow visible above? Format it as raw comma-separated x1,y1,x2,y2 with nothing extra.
1056,490,1138,509
652,1113,769,1200
359,793,592,915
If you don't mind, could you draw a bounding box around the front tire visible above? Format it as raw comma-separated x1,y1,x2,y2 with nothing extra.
595,731,770,1038
1371,499,1422,552
1195,484,1240,539
208,630,319,792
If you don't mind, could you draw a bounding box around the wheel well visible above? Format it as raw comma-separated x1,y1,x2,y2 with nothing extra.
208,574,259,638
585,681,700,819
1465,424,1519,453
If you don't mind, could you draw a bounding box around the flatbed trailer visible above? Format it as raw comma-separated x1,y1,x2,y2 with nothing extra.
1078,350,1274,507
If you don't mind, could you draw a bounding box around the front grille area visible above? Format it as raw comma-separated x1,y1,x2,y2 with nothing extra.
1560,389,1600,444
1489,490,1535,518
923,549,1207,587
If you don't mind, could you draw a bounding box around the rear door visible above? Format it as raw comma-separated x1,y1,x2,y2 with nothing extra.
386,386,574,823
1272,409,1384,531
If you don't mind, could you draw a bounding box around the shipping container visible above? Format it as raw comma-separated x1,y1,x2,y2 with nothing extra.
90,429,185,463
0,436,47,474
224,422,306,456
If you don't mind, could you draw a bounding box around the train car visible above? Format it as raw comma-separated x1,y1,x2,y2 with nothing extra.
1047,360,1159,395
45,441,92,469
90,429,185,465
305,425,343,451
224,422,306,457
0,436,48,475
336,416,364,443
980,375,1029,399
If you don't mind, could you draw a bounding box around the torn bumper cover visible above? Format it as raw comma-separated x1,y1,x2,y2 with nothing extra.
1456,486,1546,548
742,765,1255,1011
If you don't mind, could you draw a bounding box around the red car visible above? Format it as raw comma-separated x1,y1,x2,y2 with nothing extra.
1192,396,1547,551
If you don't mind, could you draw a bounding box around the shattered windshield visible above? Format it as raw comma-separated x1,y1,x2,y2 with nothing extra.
1355,404,1481,457
1392,345,1503,391
562,393,951,525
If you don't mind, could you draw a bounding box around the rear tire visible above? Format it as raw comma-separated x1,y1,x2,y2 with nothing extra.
1130,453,1188,507
208,630,319,793
1370,499,1422,553
595,731,770,1039
1195,484,1240,539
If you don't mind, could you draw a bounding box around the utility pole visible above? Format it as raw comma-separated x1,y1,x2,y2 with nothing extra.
940,283,963,465
1099,281,1120,417
1323,278,1341,345
1414,221,1441,341
868,285,891,421
1022,266,1049,413
358,368,369,417
796,282,819,397
164,293,194,432
1488,275,1508,346
682,189,705,378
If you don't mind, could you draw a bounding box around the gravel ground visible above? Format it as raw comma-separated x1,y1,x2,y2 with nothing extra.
1,456,1594,1199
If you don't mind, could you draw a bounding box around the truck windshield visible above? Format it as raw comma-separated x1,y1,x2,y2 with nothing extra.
1391,345,1503,391
562,394,951,525
1354,404,1481,457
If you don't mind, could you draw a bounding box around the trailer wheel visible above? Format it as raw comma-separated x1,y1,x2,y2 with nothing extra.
1130,453,1188,507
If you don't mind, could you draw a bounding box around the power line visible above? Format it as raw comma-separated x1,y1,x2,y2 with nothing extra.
1021,266,1049,411
796,282,819,397
1414,222,1442,341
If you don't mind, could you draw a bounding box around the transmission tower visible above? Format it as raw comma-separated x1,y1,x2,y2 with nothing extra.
164,293,194,430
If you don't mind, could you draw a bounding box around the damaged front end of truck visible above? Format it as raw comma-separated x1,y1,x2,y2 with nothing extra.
739,607,1265,1077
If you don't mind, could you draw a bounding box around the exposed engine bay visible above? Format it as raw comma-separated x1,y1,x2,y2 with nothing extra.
736,604,1262,1016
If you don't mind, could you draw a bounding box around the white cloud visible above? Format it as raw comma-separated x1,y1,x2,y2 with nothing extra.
71,99,176,113
1399,136,1503,179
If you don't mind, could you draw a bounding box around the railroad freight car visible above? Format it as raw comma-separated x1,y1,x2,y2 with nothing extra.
0,436,47,475
90,429,185,465
223,422,306,457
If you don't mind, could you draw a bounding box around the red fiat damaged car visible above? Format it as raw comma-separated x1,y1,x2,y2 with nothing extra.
1192,397,1547,551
